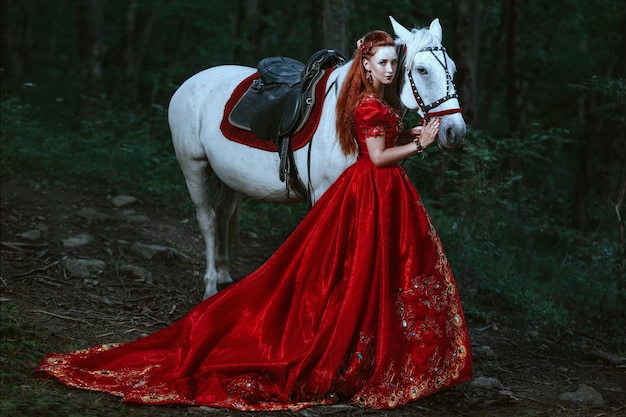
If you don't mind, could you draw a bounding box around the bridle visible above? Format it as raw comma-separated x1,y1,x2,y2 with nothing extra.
404,46,462,124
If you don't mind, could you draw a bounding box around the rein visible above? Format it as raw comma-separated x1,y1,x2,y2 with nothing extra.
305,73,342,208
405,46,462,124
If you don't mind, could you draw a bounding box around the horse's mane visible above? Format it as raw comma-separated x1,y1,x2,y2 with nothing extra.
385,26,442,110
397,26,442,67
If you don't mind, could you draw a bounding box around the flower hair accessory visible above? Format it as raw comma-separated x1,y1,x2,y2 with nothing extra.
357,38,373,55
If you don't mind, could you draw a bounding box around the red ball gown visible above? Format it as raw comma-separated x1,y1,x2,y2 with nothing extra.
34,93,473,411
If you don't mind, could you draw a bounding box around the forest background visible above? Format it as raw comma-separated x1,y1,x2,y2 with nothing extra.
1,0,625,347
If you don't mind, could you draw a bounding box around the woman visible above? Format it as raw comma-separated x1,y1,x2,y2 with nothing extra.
34,30,472,411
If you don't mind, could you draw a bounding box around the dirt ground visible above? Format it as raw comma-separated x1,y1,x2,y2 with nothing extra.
1,176,625,417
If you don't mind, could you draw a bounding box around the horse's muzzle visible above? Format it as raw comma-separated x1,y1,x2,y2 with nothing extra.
438,123,466,150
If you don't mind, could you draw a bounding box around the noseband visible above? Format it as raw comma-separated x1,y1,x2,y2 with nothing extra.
405,46,462,123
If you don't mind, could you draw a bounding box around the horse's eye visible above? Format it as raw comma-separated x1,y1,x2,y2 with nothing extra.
416,67,428,75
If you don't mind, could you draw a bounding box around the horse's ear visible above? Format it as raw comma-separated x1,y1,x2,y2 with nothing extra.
429,18,443,43
389,16,413,43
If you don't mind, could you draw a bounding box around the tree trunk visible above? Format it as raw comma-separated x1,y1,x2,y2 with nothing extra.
1,0,34,97
573,93,593,231
312,0,352,56
452,0,481,127
476,1,508,130
155,18,188,107
76,0,105,117
233,0,268,66
505,0,520,132
614,14,626,78
120,0,156,104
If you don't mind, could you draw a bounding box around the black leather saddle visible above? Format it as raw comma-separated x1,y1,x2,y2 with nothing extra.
228,49,346,203
228,49,347,140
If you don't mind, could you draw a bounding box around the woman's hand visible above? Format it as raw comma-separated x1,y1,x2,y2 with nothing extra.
367,118,443,168
414,118,441,149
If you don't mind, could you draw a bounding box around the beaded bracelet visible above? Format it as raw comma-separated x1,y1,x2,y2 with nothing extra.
413,138,425,159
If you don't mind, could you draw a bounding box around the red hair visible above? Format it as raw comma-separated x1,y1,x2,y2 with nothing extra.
336,30,396,156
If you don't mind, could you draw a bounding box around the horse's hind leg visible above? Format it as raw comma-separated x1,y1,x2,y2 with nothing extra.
215,184,241,288
179,158,220,299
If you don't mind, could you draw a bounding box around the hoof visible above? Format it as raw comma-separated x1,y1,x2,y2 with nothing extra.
203,273,218,300
203,286,218,300
217,270,234,285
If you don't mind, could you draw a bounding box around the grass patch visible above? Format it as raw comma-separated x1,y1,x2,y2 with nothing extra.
0,302,197,417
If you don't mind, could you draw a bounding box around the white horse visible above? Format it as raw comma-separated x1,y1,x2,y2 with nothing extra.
169,16,466,299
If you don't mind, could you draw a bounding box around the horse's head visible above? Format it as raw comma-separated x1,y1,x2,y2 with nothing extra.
390,16,465,150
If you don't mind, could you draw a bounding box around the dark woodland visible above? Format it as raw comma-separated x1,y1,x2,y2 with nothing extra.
1,0,625,416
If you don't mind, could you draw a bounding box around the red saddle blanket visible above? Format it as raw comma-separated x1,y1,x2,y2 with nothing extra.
220,70,333,152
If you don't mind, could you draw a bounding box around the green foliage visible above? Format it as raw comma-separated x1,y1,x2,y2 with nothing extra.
574,76,626,124
403,126,625,343
1,96,189,209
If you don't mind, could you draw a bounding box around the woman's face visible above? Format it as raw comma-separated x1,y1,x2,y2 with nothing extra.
363,45,398,89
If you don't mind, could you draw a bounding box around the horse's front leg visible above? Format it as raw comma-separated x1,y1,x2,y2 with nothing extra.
215,184,240,288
